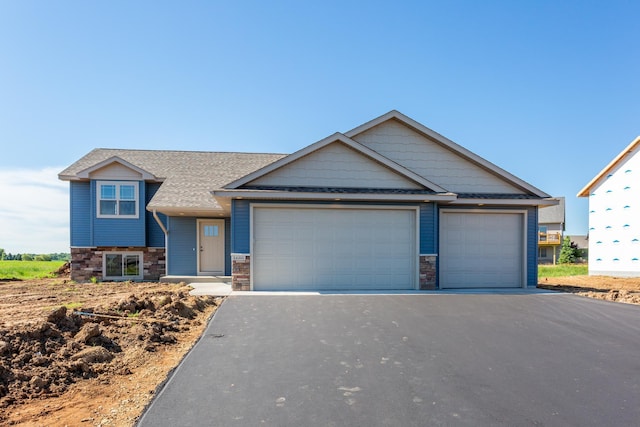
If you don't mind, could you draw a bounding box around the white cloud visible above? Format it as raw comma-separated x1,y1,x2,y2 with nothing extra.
0,167,69,254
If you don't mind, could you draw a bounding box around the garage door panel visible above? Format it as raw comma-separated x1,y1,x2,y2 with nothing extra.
440,212,524,289
253,207,416,291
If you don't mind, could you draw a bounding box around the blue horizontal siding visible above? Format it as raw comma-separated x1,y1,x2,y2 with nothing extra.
231,199,251,254
419,203,436,254
70,181,91,246
526,206,538,287
92,180,146,246
224,218,231,275
167,216,197,275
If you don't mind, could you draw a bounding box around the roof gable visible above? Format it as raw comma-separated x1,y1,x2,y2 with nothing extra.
75,156,157,181
577,136,640,197
225,133,447,192
346,110,549,197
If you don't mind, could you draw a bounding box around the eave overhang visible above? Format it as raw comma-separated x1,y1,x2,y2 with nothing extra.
212,189,458,202
146,205,228,218
452,197,559,207
577,135,640,197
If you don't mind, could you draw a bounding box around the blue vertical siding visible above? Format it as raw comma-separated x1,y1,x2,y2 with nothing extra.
419,203,436,253
231,199,251,253
92,180,146,246
167,216,197,275
70,181,91,246
145,183,166,247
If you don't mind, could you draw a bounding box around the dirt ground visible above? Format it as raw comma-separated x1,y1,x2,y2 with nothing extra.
0,275,222,426
1,271,639,427
538,274,640,305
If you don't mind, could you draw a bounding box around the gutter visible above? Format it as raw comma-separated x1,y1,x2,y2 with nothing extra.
152,209,168,235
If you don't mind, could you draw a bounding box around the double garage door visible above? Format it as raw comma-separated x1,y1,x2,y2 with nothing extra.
252,206,417,291
251,206,525,291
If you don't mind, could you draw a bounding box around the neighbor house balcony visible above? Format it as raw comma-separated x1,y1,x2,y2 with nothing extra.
538,232,562,245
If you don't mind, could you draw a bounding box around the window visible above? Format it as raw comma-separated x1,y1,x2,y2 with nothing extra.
204,225,219,236
539,247,548,258
97,181,138,218
103,252,143,280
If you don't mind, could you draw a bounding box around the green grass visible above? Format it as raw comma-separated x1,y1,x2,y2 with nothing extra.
0,260,66,280
538,264,588,277
62,301,83,310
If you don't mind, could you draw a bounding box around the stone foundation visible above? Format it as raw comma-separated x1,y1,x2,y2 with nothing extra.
71,247,166,282
231,254,251,291
419,254,437,290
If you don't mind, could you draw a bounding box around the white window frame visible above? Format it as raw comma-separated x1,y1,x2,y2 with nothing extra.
103,251,143,280
96,181,139,219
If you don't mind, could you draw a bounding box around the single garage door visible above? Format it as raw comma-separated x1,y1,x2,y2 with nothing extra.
439,211,524,289
252,206,417,291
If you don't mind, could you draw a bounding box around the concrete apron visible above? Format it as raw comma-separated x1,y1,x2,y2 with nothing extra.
187,283,558,297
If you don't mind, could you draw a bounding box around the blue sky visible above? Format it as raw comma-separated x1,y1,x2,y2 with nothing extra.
0,0,638,253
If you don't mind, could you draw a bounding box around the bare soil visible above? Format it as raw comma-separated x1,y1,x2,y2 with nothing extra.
0,275,222,426
538,275,640,305
1,270,638,426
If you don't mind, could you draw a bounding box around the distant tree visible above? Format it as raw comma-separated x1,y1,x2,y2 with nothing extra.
22,254,33,261
558,236,579,264
50,253,71,261
35,254,52,261
0,248,4,260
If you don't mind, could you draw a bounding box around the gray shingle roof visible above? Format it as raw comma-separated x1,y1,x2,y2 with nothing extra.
59,149,286,210
538,197,565,224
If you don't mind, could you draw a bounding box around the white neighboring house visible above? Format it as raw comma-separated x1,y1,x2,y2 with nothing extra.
578,136,640,277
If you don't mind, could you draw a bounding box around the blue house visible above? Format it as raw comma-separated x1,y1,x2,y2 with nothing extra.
59,111,554,291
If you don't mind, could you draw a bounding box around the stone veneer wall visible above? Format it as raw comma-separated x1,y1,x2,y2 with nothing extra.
419,255,437,290
71,247,166,282
231,254,251,291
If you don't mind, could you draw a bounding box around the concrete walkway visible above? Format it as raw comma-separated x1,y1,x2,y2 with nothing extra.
188,282,233,296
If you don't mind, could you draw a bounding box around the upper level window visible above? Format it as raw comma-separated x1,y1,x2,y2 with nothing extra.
97,181,139,218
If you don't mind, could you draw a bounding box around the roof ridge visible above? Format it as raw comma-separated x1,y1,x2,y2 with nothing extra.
91,148,288,156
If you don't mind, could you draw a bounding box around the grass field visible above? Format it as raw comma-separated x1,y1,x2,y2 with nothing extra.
0,260,66,280
538,264,588,277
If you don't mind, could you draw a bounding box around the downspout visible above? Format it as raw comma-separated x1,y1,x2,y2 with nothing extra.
153,209,169,275
152,209,168,235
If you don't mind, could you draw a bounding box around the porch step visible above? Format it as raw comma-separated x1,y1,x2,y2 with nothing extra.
160,275,232,284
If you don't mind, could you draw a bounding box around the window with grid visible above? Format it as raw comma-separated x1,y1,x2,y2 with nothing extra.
97,181,139,218
103,252,143,280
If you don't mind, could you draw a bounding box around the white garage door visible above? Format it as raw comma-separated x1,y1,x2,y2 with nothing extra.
252,206,417,291
439,211,524,289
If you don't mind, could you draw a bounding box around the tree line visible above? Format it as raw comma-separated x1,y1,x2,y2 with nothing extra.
0,249,70,261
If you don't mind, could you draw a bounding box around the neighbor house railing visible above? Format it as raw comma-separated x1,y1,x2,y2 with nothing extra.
538,232,562,245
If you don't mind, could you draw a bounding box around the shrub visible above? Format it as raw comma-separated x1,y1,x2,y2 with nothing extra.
558,236,580,264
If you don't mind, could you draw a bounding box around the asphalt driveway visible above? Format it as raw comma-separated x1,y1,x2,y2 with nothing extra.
137,293,640,426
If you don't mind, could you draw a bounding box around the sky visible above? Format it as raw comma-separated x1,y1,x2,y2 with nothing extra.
0,0,638,254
